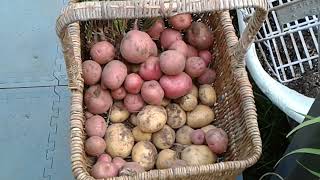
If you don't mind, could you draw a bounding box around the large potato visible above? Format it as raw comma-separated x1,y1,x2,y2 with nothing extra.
84,84,113,114
156,149,177,169
181,145,217,165
160,72,193,99
175,125,193,145
110,102,130,123
178,93,198,112
101,60,128,90
186,22,214,50
82,60,102,86
132,141,158,170
166,103,186,129
137,105,167,133
199,84,217,106
160,50,186,75
152,125,175,149
187,105,215,128
132,126,152,142
105,124,134,158
90,41,115,65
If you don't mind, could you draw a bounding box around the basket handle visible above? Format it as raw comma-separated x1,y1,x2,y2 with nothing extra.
56,0,268,61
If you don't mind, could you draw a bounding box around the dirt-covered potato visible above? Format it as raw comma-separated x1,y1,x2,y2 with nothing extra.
128,114,138,126
187,105,215,128
166,103,186,129
201,125,217,134
175,125,194,145
137,105,167,133
156,149,177,169
152,125,175,149
181,145,217,165
132,141,158,170
178,93,198,112
105,124,134,158
199,84,217,106
132,126,152,142
110,102,130,123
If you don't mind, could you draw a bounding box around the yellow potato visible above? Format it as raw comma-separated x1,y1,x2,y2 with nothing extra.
201,125,217,134
166,103,186,129
181,145,217,165
190,84,198,98
175,125,193,145
179,94,198,112
110,102,130,123
152,125,175,149
187,105,215,128
137,105,167,133
132,126,152,142
132,141,158,170
199,84,217,106
156,149,177,169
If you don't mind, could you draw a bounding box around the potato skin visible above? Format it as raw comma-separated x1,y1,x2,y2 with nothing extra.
187,105,215,128
124,94,145,113
85,136,106,157
132,141,158,170
141,80,164,106
82,60,102,85
197,68,216,85
105,124,134,158
147,18,165,40
156,149,177,169
186,45,198,58
90,41,115,65
199,50,212,66
190,84,198,98
161,98,171,107
160,72,193,99
176,125,194,145
137,105,167,133
199,84,217,106
128,114,138,126
111,86,127,100
110,102,130,123
160,28,183,49
185,57,207,78
112,157,126,170
101,60,128,90
166,103,186,129
190,129,205,145
178,93,198,112
160,50,186,75
84,84,113,114
186,22,214,50
169,13,192,31
85,115,106,137
201,125,217,134
132,126,152,142
139,56,162,81
152,125,175,149
181,145,217,165
168,40,188,57
205,128,229,154
119,162,145,176
124,73,143,94
90,161,118,178
97,154,112,163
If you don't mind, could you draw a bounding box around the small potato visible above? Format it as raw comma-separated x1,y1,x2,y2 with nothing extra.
176,125,194,145
197,68,216,85
147,18,165,40
90,41,115,65
190,84,198,98
186,45,198,58
185,57,207,78
124,73,144,94
137,105,167,133
161,98,171,107
132,126,152,142
101,60,128,90
156,149,177,169
139,56,162,81
97,154,112,163
85,136,106,157
105,123,134,158
205,128,229,154
201,125,217,134
141,80,164,105
190,129,205,145
160,72,193,99
132,141,158,170
168,40,188,57
166,103,186,129
119,162,145,176
181,145,217,165
124,94,145,113
111,87,127,100
82,60,102,85
128,114,138,126
160,50,186,75
160,28,183,49
199,84,217,106
112,157,126,170
84,84,113,114
110,102,130,123
169,13,192,31
85,115,106,137
187,105,215,128
178,94,198,112
186,22,214,50
199,50,212,66
152,125,175,149
90,161,118,178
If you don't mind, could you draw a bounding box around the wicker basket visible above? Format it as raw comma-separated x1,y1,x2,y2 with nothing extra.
56,0,268,179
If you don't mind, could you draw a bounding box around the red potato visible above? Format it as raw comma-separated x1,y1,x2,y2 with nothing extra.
85,115,106,137
124,73,144,94
84,84,113,114
197,68,216,84
120,30,158,64
111,87,127,100
168,40,188,57
85,136,106,157
139,56,162,81
169,13,192,31
91,161,118,178
119,162,145,176
101,60,128,90
159,50,186,75
186,22,214,50
160,28,183,49
191,129,205,145
147,18,165,40
82,60,102,86
97,154,112,163
205,128,229,154
185,57,207,78
186,45,198,58
141,80,164,105
160,72,193,99
199,50,212,66
124,94,145,113
84,111,94,119
90,41,115,65
112,157,126,170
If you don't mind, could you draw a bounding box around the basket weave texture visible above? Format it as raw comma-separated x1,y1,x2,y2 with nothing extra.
56,0,268,179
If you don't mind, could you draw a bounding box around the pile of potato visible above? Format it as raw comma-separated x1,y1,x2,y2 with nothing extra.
82,13,229,178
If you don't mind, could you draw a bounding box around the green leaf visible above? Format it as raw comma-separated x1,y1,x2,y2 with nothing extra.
296,161,320,178
275,148,320,168
294,111,315,120
286,116,320,138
